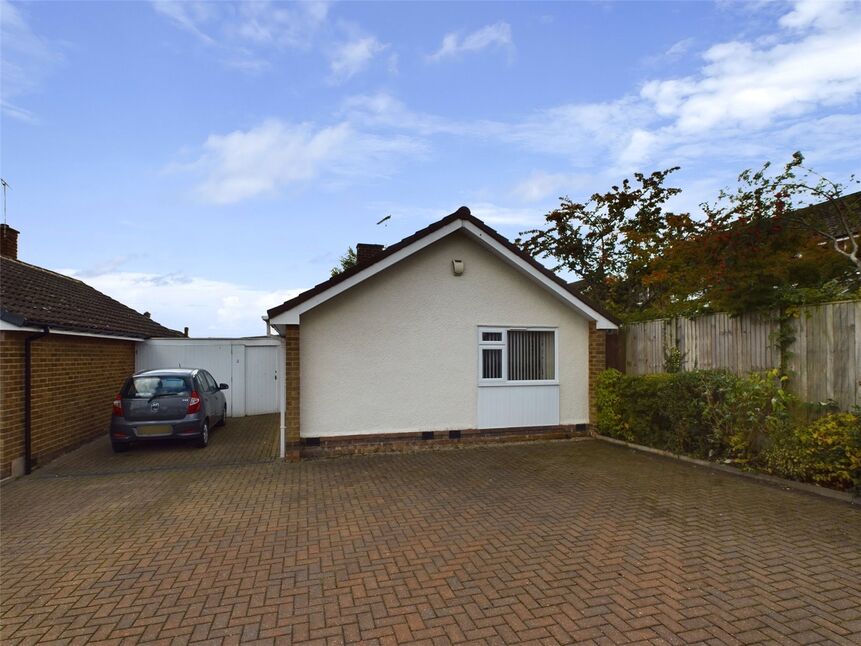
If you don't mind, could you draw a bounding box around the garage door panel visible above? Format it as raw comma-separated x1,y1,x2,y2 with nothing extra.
136,340,280,416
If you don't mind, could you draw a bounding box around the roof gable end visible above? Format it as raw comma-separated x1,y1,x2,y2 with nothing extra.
268,208,618,330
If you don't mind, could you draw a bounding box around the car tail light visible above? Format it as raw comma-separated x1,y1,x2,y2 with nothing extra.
188,391,201,414
112,394,123,416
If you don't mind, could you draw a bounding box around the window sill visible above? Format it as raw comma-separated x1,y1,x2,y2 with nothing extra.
478,381,559,388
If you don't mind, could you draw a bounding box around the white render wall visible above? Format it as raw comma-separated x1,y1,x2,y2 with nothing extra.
299,231,590,437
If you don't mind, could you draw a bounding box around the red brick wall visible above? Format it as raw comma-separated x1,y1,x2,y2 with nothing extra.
588,322,607,427
284,325,300,460
0,332,135,477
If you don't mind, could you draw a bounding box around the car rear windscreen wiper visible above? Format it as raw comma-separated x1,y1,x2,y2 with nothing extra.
147,392,186,403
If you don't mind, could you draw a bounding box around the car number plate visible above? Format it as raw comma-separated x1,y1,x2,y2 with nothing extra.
136,425,172,436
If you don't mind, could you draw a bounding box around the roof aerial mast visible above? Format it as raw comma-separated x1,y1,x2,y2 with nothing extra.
0,178,10,224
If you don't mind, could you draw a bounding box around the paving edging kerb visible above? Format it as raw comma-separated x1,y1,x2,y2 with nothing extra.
594,434,860,506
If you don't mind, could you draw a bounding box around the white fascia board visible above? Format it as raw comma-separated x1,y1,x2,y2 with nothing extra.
461,221,618,329
268,217,618,331
269,220,464,326
0,319,146,341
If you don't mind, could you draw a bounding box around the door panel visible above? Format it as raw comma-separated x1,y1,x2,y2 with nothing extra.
245,346,278,415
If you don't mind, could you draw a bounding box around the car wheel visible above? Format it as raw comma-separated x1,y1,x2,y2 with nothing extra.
216,405,227,427
197,421,209,448
112,441,130,453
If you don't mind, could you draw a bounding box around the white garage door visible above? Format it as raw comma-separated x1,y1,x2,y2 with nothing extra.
136,338,281,416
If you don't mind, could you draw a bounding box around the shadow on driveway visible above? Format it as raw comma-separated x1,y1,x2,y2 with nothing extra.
35,414,279,477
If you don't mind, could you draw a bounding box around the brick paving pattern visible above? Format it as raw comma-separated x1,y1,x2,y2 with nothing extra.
2,431,859,645
36,413,279,477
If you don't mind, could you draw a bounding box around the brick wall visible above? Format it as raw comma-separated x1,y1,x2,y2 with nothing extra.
301,425,590,459
284,325,300,460
588,322,607,427
0,333,25,477
0,332,135,477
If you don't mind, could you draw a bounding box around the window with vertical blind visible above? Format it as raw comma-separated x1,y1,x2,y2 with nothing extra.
478,328,557,383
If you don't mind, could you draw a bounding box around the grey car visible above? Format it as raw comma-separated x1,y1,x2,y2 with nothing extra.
110,368,228,452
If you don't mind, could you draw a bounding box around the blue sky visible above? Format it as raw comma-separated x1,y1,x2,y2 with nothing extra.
2,0,860,336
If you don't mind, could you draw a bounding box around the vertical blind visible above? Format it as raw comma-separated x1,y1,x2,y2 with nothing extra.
482,348,503,379
507,330,555,380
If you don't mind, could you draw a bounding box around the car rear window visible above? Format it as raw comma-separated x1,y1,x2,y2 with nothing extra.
123,375,191,399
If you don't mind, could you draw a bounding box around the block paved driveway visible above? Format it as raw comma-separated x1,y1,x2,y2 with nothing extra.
37,414,279,476
2,429,860,645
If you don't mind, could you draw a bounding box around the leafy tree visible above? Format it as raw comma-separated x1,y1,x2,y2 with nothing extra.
516,168,696,317
649,153,859,316
518,152,859,321
650,212,852,317
330,247,357,277
779,153,860,271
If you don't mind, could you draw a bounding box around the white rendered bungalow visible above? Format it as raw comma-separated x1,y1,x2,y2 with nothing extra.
267,207,618,458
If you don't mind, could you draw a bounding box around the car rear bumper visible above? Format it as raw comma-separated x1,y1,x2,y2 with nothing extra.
110,415,204,442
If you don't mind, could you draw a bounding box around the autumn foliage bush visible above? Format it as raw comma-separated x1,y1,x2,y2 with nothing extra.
596,369,861,492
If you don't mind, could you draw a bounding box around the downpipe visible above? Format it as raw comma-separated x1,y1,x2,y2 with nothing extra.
24,326,49,474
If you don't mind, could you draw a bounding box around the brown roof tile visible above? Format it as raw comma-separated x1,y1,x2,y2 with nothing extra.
0,257,182,338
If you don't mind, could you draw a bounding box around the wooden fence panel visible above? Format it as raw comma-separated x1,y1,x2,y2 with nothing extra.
621,301,860,410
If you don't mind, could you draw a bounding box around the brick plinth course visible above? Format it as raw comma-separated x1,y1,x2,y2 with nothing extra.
302,425,589,458
1,437,859,644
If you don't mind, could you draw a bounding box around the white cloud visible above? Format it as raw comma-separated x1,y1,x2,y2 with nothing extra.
169,1,861,209
504,0,861,173
1,0,63,122
151,0,217,45
665,37,695,57
468,202,543,227
65,269,303,337
230,0,329,49
512,172,572,202
427,22,513,62
501,98,654,166
642,36,697,67
151,0,330,70
176,118,425,204
329,36,388,82
341,92,469,136
779,0,852,30
641,5,861,136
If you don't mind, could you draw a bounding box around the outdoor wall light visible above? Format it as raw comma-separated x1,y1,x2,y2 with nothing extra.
452,259,465,276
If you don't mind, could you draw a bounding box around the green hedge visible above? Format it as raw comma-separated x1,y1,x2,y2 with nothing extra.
596,369,861,492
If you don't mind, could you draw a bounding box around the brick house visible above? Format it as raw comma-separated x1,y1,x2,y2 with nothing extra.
0,224,181,477
266,207,618,459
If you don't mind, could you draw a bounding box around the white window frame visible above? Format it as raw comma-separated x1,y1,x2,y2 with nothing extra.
477,326,559,387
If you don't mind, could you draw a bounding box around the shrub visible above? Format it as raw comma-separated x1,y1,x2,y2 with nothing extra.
765,412,861,492
700,369,791,464
596,368,860,492
596,369,789,461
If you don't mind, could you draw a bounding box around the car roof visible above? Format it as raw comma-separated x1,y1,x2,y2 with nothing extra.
134,368,199,377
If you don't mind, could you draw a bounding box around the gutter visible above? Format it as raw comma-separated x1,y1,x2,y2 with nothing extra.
24,326,49,474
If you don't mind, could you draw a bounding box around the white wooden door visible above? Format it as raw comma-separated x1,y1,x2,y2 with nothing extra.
245,346,278,415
